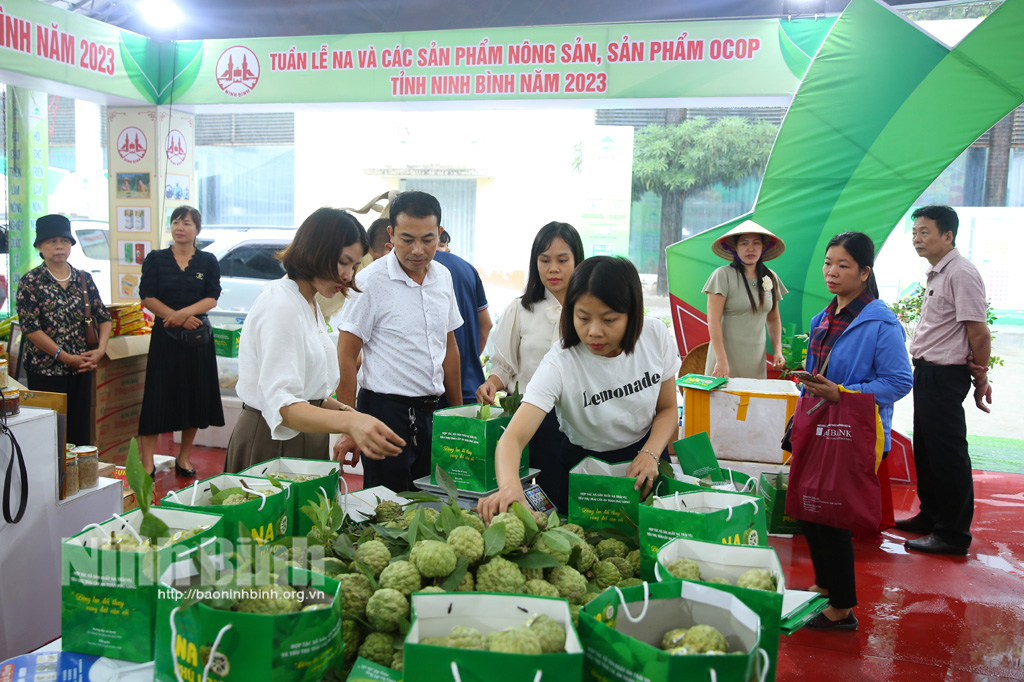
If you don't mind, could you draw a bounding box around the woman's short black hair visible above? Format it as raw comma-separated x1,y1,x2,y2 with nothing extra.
170,205,201,233
277,207,368,292
560,256,645,354
523,221,584,311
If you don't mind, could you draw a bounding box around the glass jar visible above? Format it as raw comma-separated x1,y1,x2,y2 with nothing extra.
64,452,80,498
1,387,20,416
74,446,100,489
0,357,8,387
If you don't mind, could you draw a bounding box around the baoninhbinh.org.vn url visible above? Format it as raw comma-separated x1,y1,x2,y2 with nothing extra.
159,587,319,602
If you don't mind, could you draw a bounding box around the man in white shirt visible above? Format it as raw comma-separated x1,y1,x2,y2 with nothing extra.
335,191,464,492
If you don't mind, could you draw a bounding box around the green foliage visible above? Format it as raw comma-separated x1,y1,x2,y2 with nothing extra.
499,382,524,416
125,444,167,543
631,116,776,202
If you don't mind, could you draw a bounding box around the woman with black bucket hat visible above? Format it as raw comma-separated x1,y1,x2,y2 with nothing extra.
15,214,112,445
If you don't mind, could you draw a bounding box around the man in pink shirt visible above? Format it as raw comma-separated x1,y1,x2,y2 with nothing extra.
896,205,993,556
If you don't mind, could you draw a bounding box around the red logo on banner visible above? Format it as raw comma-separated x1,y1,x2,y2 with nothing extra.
166,129,187,165
216,46,260,97
116,127,147,163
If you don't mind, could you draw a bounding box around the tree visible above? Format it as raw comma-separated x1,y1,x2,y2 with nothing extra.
632,115,777,295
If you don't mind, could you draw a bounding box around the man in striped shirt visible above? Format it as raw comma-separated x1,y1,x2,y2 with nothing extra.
897,205,992,556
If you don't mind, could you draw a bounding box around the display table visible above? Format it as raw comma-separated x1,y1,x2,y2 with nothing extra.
0,407,122,660
682,378,800,464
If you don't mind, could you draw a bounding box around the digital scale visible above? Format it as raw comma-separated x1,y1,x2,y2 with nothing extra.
412,468,556,513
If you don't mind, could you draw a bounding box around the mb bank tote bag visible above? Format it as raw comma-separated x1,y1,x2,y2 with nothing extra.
785,390,884,531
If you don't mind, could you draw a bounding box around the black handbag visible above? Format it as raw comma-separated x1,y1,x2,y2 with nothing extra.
163,314,212,347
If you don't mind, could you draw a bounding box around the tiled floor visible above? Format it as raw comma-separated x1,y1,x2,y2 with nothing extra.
152,434,1024,681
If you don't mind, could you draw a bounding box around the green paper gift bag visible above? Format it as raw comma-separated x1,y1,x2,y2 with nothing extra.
240,458,342,536
160,474,292,545
578,581,768,682
568,457,645,537
655,466,758,497
346,657,402,682
674,432,723,482
654,538,787,682
638,490,768,581
431,406,529,492
404,593,583,682
759,471,803,535
61,508,225,662
154,568,344,682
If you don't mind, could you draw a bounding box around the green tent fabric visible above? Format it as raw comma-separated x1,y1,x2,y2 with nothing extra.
666,0,1024,358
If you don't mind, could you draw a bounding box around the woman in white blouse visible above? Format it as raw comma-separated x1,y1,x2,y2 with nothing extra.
224,208,403,472
476,221,583,497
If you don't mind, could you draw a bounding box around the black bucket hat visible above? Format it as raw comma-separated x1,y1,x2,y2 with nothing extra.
33,214,76,247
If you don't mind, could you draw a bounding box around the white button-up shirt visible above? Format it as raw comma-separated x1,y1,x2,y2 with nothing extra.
489,290,562,392
340,250,463,397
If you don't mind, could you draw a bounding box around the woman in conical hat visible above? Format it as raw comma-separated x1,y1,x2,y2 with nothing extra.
703,220,788,379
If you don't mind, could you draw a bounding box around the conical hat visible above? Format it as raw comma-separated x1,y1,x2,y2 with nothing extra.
711,220,786,262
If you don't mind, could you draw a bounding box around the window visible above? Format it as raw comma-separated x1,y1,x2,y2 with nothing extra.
75,229,110,260
218,243,286,280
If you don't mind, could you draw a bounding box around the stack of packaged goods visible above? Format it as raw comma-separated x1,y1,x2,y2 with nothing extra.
108,303,153,337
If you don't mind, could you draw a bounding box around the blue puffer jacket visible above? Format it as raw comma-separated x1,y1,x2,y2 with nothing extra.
805,299,913,451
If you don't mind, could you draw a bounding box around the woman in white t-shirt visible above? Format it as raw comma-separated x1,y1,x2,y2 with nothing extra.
476,221,584,495
224,208,404,472
479,256,682,519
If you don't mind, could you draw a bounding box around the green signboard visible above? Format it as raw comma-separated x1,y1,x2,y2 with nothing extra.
1,0,835,105
5,88,47,300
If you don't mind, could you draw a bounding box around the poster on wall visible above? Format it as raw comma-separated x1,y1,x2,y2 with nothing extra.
165,174,190,200
116,206,151,233
116,173,151,199
117,241,152,266
118,273,141,299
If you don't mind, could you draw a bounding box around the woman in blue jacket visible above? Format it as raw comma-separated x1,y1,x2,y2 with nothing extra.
795,231,913,631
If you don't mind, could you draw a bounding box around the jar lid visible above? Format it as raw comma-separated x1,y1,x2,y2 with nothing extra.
72,446,98,457
0,358,7,365
66,443,77,451
65,452,77,462
1,387,19,397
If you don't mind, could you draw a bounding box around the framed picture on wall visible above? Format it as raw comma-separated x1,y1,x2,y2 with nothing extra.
117,241,152,266
165,174,190,201
116,172,151,199
116,206,151,233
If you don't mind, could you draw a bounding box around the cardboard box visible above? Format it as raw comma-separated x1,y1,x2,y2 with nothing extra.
212,324,242,357
91,335,149,455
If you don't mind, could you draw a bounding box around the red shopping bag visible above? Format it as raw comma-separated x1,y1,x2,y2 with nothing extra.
785,391,884,531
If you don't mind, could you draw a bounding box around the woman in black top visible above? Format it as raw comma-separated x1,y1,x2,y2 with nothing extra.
16,214,112,446
137,206,224,476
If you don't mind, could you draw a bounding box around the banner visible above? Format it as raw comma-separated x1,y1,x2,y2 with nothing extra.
5,87,47,301
1,0,835,105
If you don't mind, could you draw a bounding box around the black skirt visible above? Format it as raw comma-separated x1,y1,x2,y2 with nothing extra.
137,320,225,435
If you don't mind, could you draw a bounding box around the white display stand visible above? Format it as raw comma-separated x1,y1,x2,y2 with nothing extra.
0,408,122,660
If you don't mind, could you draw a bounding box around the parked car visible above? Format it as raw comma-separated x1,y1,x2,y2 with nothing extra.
68,224,294,322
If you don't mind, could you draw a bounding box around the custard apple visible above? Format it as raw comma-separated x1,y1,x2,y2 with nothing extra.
403,505,439,525
533,534,570,564
446,626,486,650
531,510,549,530
707,577,732,586
577,542,598,572
521,567,545,582
618,578,644,588
455,571,475,592
461,510,487,534
524,579,560,598
416,585,445,594
358,632,395,666
666,558,702,581
736,568,776,592
411,540,458,578
221,493,248,506
420,637,448,647
390,648,404,672
354,540,391,576
608,556,633,580
338,572,374,619
562,523,586,540
489,627,543,654
379,560,422,596
596,538,629,560
661,628,688,650
490,512,525,551
592,560,622,589
527,614,566,653
682,624,728,653
342,620,361,662
375,500,403,522
626,550,641,576
447,526,484,563
548,565,588,604
475,556,526,594
365,588,409,633
235,584,300,614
